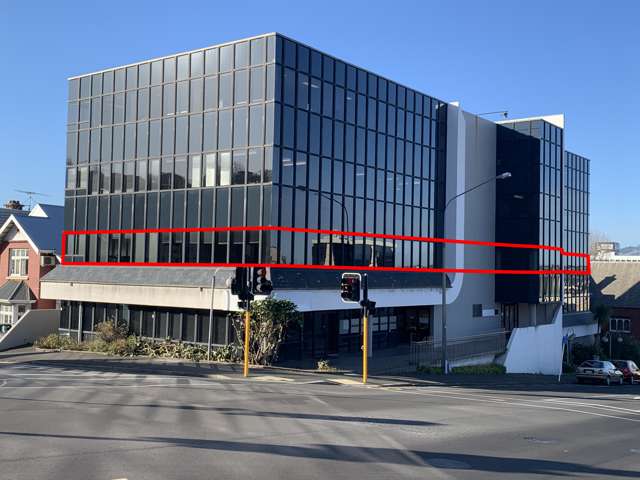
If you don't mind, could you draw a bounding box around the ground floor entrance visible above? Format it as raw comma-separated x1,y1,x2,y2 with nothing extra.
59,301,433,365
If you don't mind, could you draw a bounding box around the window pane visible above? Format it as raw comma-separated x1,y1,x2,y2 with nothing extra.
248,148,262,184
218,151,231,186
234,69,248,105
249,104,264,146
204,76,218,110
218,109,232,150
219,73,233,108
232,150,246,184
233,107,248,148
220,44,234,72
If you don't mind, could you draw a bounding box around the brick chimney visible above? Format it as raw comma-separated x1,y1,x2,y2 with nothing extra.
4,200,25,210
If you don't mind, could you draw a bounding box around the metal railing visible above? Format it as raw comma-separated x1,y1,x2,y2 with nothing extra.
410,330,507,368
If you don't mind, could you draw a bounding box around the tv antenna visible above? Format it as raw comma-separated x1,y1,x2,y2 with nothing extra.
14,189,50,211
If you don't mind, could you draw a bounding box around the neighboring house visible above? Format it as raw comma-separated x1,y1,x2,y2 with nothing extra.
0,204,63,327
591,261,640,341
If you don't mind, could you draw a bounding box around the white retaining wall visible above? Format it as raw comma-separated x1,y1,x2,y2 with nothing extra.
0,309,59,351
501,307,563,375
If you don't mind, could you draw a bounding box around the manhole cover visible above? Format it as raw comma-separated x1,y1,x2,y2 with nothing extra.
428,458,471,469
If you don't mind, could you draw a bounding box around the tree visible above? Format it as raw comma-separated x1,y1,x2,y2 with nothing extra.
231,298,301,365
593,304,611,334
592,304,611,357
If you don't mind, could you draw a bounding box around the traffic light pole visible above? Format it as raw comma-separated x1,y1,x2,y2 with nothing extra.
361,273,369,384
243,301,250,377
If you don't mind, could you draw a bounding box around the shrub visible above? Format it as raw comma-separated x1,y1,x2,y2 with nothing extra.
35,334,81,350
451,364,506,375
417,364,506,375
94,320,128,343
212,344,241,362
417,365,444,374
317,359,337,372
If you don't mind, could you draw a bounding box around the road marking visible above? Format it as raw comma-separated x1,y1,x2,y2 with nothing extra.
542,398,640,415
251,375,295,383
207,374,231,380
329,378,363,386
385,387,640,423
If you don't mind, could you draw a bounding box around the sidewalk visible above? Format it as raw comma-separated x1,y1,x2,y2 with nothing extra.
0,346,578,389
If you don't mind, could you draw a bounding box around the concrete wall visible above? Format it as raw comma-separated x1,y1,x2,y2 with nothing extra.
501,306,563,374
0,308,59,351
432,105,501,342
41,281,239,312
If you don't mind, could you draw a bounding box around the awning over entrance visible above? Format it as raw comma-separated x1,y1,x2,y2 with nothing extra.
0,279,33,303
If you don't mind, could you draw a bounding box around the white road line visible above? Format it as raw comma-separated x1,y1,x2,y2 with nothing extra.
542,398,640,415
0,380,6,387
251,376,295,383
385,387,640,423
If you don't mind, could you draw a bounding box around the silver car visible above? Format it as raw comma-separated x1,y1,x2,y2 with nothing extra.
576,360,624,385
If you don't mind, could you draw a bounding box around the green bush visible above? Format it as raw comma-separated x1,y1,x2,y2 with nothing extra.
417,364,506,375
317,359,337,372
212,344,241,362
416,365,444,374
94,320,129,343
35,334,82,350
451,364,506,375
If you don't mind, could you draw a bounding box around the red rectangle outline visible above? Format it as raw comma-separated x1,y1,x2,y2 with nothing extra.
61,226,591,276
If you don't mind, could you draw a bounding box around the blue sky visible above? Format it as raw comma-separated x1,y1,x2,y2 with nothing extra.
1,1,638,245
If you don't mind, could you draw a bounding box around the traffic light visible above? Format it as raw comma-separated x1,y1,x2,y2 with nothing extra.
252,267,273,295
231,267,252,301
340,273,361,303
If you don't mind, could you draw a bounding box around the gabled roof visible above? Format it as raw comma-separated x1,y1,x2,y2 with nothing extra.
0,203,64,256
590,262,640,309
0,280,34,303
0,208,28,226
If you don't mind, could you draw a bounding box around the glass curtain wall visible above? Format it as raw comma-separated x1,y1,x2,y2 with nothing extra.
270,36,447,268
563,151,590,313
64,34,276,265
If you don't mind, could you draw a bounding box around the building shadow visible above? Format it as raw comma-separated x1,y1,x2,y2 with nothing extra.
0,431,638,477
0,396,438,428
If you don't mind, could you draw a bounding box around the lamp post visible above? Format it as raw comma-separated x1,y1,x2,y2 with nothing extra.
441,171,512,374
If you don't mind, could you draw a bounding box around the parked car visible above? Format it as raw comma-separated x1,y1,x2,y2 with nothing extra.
576,360,624,385
611,360,640,385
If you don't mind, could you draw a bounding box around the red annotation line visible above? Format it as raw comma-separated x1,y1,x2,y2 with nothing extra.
61,226,591,276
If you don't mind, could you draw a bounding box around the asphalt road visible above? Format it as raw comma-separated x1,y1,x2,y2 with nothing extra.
1,361,639,479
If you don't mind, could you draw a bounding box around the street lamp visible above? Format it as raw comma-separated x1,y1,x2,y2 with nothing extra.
441,171,512,374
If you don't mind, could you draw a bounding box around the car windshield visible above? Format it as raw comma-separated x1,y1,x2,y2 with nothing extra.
612,361,626,369
603,362,615,369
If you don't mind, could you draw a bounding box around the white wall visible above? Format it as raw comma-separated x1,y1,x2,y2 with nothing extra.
432,106,501,341
0,309,59,351
501,307,563,374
